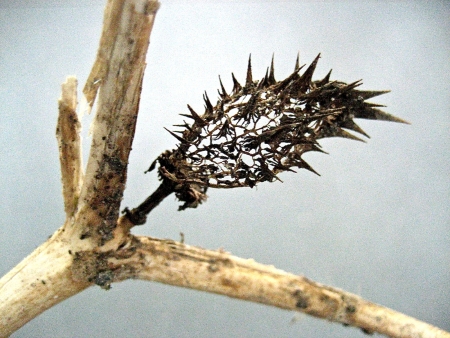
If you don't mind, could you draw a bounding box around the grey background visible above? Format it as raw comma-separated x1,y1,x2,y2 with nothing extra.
0,1,449,337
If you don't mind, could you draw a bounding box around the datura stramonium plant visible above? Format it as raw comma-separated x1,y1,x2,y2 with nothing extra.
124,54,408,225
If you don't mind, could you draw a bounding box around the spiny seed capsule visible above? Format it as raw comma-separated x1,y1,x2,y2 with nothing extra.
148,54,408,210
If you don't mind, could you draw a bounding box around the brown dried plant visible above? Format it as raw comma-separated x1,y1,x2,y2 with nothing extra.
124,54,408,224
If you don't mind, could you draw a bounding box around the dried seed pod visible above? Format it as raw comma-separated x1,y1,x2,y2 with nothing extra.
151,54,408,210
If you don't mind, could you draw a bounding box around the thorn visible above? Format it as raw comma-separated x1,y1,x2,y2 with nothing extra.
300,159,320,176
315,69,332,87
333,128,366,142
203,91,213,114
287,152,321,176
272,66,304,93
180,113,195,120
339,79,363,92
340,119,370,138
302,142,328,154
269,54,276,84
173,121,194,132
186,104,206,125
231,72,242,93
218,75,228,99
298,53,321,87
183,123,194,133
273,174,283,183
294,52,300,71
355,107,410,124
354,89,391,100
164,127,189,144
245,54,253,87
258,68,270,89
364,102,387,108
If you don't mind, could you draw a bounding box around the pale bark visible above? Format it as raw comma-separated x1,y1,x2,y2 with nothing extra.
0,227,90,337
0,1,448,337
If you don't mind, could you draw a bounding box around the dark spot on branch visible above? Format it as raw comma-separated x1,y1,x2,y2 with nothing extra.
80,232,90,240
345,305,356,313
361,328,375,335
94,270,114,290
293,289,309,309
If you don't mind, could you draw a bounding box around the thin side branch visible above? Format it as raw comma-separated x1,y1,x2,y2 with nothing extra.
56,76,83,217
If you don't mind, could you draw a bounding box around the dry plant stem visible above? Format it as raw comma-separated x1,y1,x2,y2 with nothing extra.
74,0,159,247
108,234,450,338
0,1,158,336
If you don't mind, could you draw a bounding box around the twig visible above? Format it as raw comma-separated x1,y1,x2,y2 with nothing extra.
56,76,83,217
74,0,160,246
104,234,450,338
